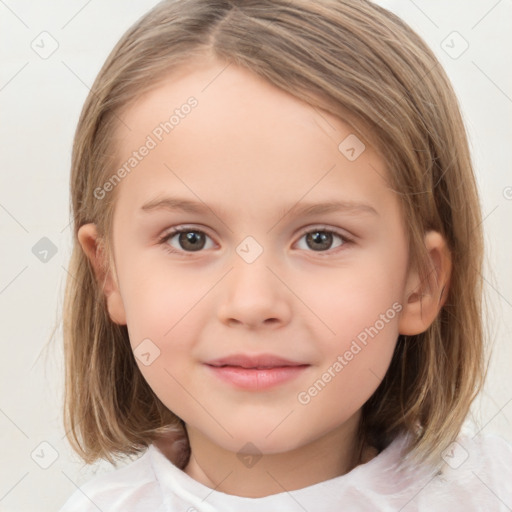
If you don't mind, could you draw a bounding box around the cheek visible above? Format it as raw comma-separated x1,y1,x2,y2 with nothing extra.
296,294,401,427
296,253,404,395
295,342,394,437
123,274,202,415
301,256,405,337
118,254,206,340
118,258,208,384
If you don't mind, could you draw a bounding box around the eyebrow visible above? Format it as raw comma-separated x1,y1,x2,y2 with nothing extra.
140,196,379,219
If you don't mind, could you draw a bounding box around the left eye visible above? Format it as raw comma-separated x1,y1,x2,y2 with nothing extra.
295,228,349,253
159,227,351,255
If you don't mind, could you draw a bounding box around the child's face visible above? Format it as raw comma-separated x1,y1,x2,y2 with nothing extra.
93,58,417,455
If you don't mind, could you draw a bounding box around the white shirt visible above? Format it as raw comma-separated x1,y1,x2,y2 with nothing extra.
59,429,512,511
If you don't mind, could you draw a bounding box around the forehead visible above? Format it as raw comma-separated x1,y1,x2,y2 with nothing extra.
116,59,345,158
110,59,395,222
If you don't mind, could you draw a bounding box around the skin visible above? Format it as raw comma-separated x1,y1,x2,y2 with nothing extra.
78,56,451,498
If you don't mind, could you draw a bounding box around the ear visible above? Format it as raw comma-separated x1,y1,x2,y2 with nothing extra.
398,230,452,336
77,223,127,325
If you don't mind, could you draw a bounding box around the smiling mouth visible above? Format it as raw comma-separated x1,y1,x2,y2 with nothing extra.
204,363,310,390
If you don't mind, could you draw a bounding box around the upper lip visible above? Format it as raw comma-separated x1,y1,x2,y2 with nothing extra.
205,353,309,369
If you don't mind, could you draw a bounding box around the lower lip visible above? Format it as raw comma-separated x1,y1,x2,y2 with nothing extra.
205,364,309,390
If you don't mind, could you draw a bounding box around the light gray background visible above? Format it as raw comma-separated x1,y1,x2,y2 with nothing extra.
0,1,511,510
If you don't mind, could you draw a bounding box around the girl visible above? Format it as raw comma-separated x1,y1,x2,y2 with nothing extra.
60,0,512,510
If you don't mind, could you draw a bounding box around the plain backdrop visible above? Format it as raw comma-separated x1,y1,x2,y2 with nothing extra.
0,1,511,510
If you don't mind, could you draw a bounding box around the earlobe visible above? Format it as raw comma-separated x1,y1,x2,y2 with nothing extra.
77,223,127,325
398,231,452,336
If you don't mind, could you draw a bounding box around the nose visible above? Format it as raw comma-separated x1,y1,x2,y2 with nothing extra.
217,253,292,330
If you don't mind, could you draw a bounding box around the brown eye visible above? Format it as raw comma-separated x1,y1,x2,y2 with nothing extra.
161,228,213,253
177,231,206,251
296,228,349,253
306,231,334,251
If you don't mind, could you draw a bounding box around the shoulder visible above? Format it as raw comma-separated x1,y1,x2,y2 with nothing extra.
442,429,512,480
419,430,512,510
58,447,165,512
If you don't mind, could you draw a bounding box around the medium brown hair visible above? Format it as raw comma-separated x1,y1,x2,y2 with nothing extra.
62,0,487,469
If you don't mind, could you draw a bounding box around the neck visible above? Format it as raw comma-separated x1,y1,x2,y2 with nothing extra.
180,411,368,498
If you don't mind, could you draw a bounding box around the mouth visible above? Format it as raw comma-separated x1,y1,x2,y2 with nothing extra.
205,353,308,369
204,353,310,390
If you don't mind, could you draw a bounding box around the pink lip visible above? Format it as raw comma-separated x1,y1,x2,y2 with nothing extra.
206,353,306,368
204,353,310,390
205,365,309,390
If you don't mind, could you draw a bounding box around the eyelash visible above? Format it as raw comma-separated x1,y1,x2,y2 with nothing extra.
157,225,354,257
